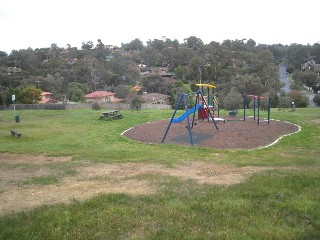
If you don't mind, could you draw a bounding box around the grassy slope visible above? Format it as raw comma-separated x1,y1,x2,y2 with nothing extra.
0,108,319,239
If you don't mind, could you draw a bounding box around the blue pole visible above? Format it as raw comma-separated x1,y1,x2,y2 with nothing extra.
185,94,194,145
191,91,200,128
161,94,184,143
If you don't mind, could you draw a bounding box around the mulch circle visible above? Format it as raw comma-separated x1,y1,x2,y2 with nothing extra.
123,116,300,149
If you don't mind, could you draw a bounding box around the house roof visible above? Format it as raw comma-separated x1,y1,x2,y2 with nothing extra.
133,85,142,91
85,91,115,98
39,98,56,104
114,98,122,103
41,92,52,96
141,93,169,102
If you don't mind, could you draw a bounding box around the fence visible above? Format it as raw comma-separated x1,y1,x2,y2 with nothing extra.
0,103,172,111
66,102,171,110
0,104,66,110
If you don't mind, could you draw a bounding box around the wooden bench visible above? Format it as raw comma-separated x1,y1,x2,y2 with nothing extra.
100,110,123,120
10,130,22,137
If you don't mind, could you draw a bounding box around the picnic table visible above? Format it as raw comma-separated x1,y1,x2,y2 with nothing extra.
100,110,123,120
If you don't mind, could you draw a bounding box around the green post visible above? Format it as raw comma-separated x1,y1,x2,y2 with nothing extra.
15,115,20,123
268,97,271,124
257,98,260,125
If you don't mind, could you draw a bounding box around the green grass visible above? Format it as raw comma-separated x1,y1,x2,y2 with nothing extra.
0,108,320,239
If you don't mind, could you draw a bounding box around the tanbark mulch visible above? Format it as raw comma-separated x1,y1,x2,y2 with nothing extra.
123,116,300,149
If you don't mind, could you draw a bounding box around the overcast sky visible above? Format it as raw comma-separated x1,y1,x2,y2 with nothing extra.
1,0,319,54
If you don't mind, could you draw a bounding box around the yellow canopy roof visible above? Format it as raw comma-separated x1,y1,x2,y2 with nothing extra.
195,83,216,88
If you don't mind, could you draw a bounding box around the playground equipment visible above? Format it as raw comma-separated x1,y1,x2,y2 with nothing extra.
243,95,271,125
162,84,218,145
195,83,218,120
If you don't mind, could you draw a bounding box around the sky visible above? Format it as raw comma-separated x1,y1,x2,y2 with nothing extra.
1,0,319,54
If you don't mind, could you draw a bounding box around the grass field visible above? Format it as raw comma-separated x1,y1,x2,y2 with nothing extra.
0,108,319,239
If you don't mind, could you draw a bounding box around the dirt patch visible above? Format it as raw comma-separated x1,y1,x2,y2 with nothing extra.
77,162,271,186
0,153,283,215
0,153,71,164
308,119,320,124
123,117,300,149
1,179,152,214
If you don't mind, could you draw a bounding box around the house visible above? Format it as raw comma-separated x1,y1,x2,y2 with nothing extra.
301,60,320,76
39,92,57,104
85,91,116,103
140,93,170,104
133,85,142,92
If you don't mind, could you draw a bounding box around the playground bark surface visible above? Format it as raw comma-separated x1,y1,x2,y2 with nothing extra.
123,117,300,149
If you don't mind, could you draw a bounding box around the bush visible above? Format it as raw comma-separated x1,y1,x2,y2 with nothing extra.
313,94,320,107
130,96,143,111
92,102,101,110
277,96,291,111
223,87,243,111
287,91,308,108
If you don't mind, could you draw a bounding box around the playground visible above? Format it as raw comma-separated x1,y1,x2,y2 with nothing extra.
124,84,300,149
123,116,299,149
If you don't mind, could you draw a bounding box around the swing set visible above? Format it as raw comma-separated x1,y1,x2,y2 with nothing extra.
161,84,218,145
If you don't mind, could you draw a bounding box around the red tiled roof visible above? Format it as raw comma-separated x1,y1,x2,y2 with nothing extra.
141,93,169,102
85,91,115,98
41,92,52,96
133,86,142,91
39,98,56,104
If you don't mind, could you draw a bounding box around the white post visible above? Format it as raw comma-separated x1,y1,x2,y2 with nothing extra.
12,95,16,113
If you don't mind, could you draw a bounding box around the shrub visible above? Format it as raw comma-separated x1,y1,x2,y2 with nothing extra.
313,94,320,107
130,96,143,111
223,87,243,111
92,102,101,110
287,91,308,107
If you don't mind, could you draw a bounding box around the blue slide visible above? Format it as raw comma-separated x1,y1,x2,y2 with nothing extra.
172,104,202,123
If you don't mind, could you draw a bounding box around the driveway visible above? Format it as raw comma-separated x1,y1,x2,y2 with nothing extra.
279,63,291,93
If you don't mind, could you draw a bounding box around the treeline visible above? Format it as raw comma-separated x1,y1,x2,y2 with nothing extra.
0,37,319,108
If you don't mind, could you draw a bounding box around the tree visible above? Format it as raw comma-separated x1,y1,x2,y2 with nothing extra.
287,91,308,107
67,83,85,102
313,94,320,107
287,44,309,69
142,74,172,95
127,38,144,51
184,36,203,50
300,70,318,90
277,95,291,110
231,74,265,96
175,47,195,66
189,57,206,84
81,41,93,50
18,85,42,104
223,87,243,110
170,82,194,109
114,85,129,99
292,70,318,90
174,65,188,81
130,95,143,111
95,39,110,61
